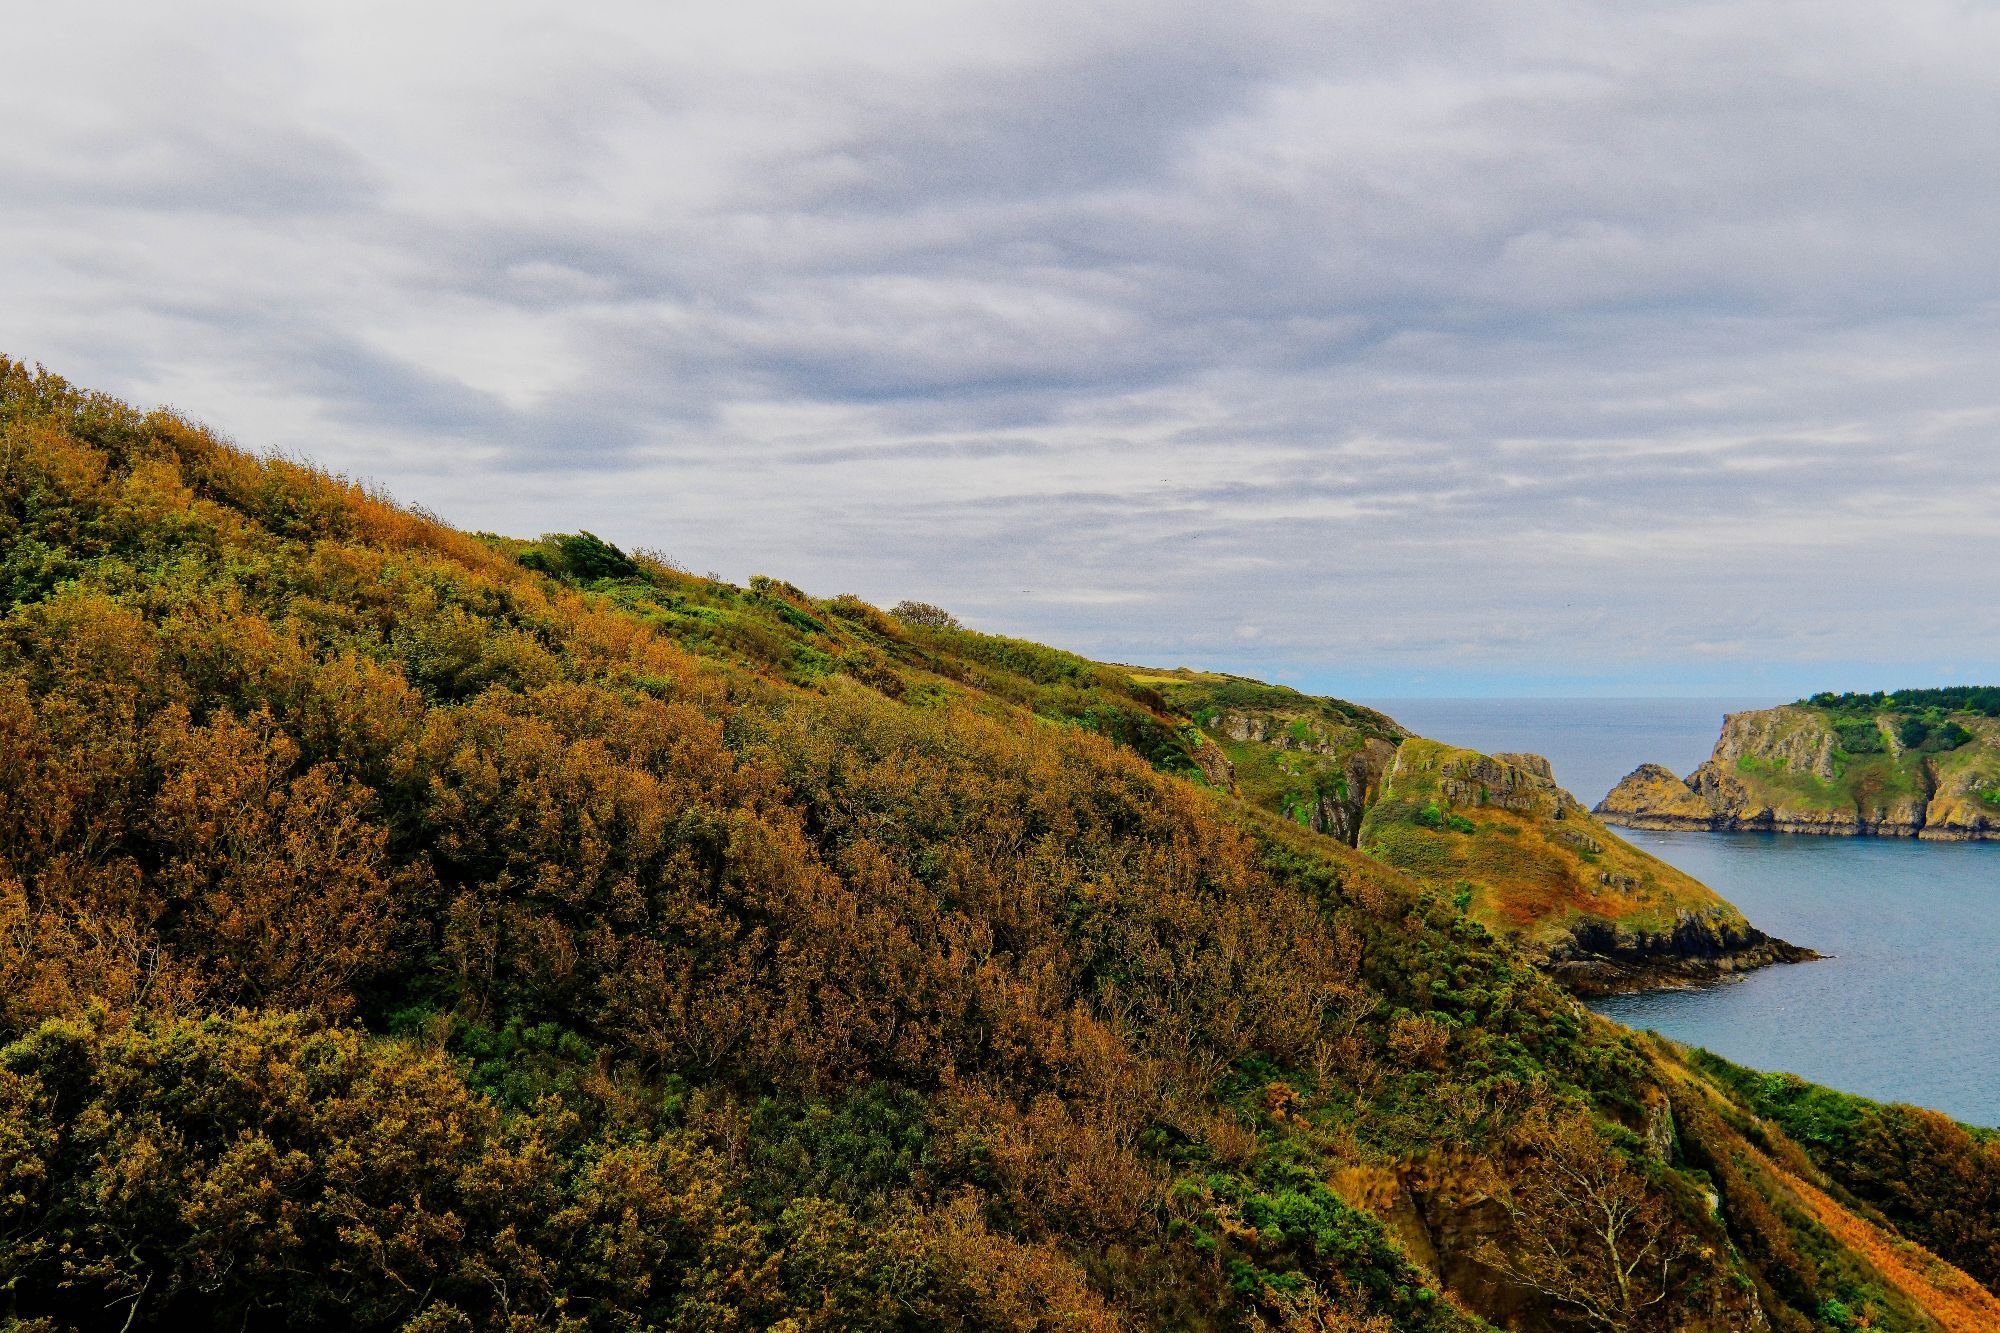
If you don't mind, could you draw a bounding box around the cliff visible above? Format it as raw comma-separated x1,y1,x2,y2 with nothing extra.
1599,701,2000,839
1120,677,1810,990
1123,667,1407,843
1359,739,1814,993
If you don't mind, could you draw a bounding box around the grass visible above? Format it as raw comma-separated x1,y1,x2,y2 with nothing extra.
1360,742,1740,949
1736,751,1929,814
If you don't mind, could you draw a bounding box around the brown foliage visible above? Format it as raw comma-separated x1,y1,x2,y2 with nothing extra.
0,1012,777,1331
8,357,1986,1333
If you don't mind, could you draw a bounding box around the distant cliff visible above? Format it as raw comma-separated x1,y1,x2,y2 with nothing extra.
1598,700,2000,840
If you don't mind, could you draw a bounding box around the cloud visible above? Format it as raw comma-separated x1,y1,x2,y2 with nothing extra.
3,0,1999,694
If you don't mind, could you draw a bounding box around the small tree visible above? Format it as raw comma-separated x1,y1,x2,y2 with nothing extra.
890,600,961,631
555,531,639,580
1479,1106,1697,1330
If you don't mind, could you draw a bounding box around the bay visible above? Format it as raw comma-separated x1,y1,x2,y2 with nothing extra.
1594,829,2000,1127
1365,697,2000,1127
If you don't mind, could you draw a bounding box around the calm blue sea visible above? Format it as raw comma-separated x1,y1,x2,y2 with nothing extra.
1363,698,2000,1128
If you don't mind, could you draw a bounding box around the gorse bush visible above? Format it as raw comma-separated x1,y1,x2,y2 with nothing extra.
1832,718,1887,755
889,598,960,630
0,358,1518,1327
516,529,641,581
0,358,1990,1331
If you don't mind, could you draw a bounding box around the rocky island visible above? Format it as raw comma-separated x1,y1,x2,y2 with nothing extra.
1598,690,2000,839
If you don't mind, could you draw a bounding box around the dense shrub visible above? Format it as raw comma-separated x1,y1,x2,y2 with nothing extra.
1806,687,2000,718
0,358,1988,1331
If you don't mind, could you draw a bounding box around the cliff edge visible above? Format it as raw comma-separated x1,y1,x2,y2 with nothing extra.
1598,698,2000,840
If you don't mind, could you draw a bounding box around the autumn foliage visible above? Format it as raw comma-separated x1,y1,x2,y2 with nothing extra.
0,357,1994,1330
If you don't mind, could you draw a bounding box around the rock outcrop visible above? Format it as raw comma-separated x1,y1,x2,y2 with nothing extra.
1541,906,1818,996
1598,705,2000,840
1210,707,1402,843
1130,670,1410,847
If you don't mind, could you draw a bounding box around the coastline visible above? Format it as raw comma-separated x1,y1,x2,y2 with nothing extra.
1598,809,2000,841
1536,908,1821,998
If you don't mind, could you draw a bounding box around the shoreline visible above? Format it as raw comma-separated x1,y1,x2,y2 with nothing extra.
1550,941,1823,998
1598,811,2000,842
1537,912,1823,998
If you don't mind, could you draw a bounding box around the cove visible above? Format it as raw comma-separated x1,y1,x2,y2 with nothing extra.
1590,828,2000,1127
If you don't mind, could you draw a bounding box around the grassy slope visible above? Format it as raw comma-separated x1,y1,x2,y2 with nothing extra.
1359,740,1753,954
0,358,1990,1330
1125,668,1404,835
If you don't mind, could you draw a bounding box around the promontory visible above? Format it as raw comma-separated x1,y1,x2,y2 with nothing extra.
1598,689,2000,840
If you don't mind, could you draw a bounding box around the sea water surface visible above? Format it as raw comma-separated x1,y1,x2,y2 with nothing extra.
1362,698,2000,1127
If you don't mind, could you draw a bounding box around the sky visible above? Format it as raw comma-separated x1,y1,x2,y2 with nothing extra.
4,0,1998,697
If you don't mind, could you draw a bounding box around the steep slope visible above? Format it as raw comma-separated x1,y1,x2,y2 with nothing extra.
1358,741,1811,993
1125,668,1406,843
1599,698,2000,840
0,357,1991,1331
484,538,1799,992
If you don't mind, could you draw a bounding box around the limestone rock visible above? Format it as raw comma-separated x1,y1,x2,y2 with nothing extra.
1597,763,1720,829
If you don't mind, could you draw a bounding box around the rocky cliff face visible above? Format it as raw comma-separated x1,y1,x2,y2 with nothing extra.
1923,756,2000,839
1598,707,2000,840
1713,706,1840,779
1209,707,1402,844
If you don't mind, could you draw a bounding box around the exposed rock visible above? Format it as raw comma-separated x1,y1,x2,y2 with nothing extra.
1492,751,1554,780
1396,745,1584,820
1215,708,1400,844
1371,739,1817,993
1921,754,2000,840
1541,907,1819,997
1713,706,1838,780
1187,733,1235,791
1596,762,1719,828
1596,706,2000,840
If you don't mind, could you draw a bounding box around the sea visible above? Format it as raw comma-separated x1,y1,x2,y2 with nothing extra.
1361,698,2000,1127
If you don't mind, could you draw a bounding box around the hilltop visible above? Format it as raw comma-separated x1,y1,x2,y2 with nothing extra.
1599,694,2000,839
1,356,1995,1330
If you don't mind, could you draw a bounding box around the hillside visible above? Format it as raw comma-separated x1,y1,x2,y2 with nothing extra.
1358,742,1812,993
447,534,1795,989
2,356,1996,1331
1598,698,2000,839
1121,668,1407,844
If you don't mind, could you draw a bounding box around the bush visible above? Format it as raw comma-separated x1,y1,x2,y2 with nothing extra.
519,530,639,581
1896,716,1975,754
889,599,960,631
1832,719,1885,755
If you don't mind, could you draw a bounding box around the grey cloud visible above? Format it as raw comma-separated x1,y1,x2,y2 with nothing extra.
3,0,1998,691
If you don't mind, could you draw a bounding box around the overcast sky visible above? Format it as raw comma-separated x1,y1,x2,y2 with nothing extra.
5,1,1998,696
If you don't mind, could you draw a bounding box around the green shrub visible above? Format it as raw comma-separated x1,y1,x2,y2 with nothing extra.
520,530,639,581
1832,719,1885,755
